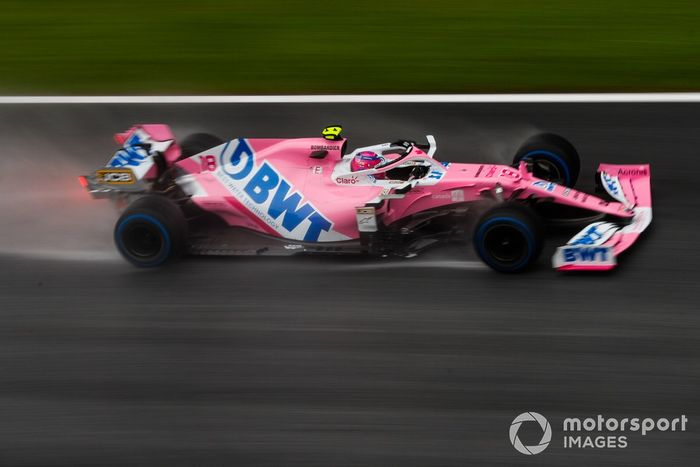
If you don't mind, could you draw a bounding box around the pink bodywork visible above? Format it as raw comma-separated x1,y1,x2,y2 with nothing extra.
175,137,375,241
173,139,637,240
108,125,652,269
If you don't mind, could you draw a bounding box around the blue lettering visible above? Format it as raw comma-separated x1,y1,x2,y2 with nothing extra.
126,132,143,146
268,180,315,231
532,180,555,192
578,248,596,261
304,212,332,242
598,248,608,261
563,247,609,262
219,141,335,241
223,139,255,180
571,225,604,245
603,173,619,195
109,132,149,168
244,162,279,203
109,145,149,167
564,249,577,262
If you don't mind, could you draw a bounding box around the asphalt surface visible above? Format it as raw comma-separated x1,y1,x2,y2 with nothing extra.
0,103,699,466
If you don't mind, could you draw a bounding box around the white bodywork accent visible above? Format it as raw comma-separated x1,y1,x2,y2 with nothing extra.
176,174,209,197
150,140,174,154
618,206,652,235
600,171,631,207
332,141,446,188
567,222,619,246
356,207,378,232
426,135,437,158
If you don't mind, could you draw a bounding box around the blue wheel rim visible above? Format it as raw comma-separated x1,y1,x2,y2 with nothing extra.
475,217,535,272
115,214,172,267
521,150,571,186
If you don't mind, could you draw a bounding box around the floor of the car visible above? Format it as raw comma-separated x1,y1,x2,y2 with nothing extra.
187,226,363,256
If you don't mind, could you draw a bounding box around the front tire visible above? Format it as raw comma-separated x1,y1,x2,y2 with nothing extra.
114,195,187,267
513,133,580,187
473,203,544,273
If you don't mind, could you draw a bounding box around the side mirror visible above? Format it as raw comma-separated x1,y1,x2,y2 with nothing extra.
518,160,532,177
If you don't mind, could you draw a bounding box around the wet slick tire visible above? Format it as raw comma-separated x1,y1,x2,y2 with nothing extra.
513,133,580,187
114,195,187,267
179,133,225,159
473,203,544,273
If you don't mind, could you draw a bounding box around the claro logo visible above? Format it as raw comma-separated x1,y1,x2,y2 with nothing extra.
336,176,359,184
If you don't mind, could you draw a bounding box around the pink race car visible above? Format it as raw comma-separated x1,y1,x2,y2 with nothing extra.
80,125,652,272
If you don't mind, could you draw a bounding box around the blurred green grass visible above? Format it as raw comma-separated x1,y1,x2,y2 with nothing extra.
1,0,699,94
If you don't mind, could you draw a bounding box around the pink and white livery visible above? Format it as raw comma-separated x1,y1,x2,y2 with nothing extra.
79,124,652,273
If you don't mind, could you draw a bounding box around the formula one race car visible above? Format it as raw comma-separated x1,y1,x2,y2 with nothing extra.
79,125,652,272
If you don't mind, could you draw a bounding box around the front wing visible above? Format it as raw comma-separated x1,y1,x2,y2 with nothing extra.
552,164,652,271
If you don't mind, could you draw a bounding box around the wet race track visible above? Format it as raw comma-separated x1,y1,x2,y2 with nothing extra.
0,102,699,466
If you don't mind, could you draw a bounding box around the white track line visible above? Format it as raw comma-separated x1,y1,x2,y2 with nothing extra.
1,93,700,104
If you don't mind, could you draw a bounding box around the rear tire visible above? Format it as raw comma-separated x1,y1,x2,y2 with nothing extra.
513,133,580,187
179,133,225,160
114,195,187,267
473,203,544,273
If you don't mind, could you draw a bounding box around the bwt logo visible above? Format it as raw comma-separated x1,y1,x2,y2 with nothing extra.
563,246,609,262
510,412,552,455
220,139,333,242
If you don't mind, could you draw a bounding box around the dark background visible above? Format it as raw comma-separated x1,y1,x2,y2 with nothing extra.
0,102,698,465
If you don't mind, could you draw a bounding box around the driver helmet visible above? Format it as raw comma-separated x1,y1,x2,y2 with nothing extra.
351,151,385,178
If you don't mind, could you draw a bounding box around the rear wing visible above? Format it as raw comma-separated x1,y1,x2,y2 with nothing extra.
552,164,652,271
79,124,179,199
